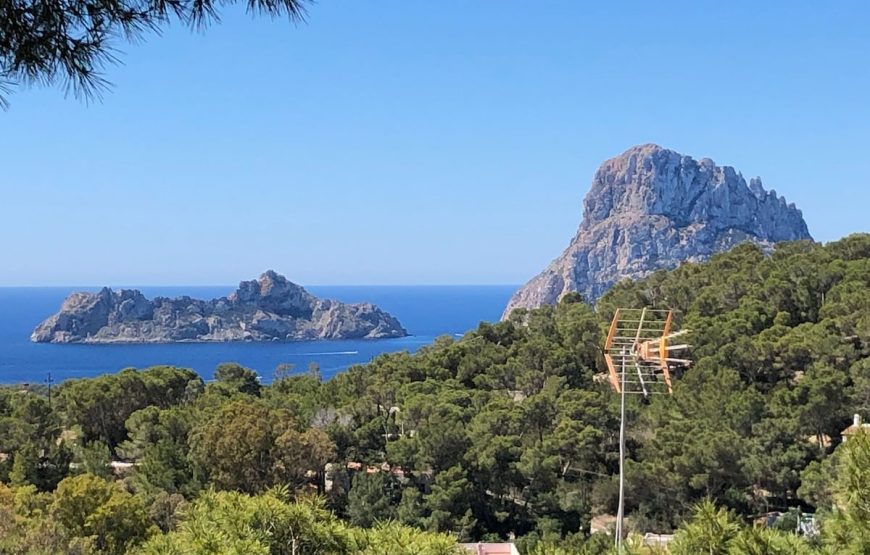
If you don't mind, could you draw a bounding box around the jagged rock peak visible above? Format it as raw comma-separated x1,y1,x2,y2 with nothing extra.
32,271,407,343
229,270,317,318
503,145,812,318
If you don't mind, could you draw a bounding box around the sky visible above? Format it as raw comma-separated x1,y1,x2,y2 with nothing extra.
1,1,869,286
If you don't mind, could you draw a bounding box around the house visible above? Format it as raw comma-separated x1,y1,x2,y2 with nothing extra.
642,533,674,548
589,514,616,534
109,460,136,475
842,414,870,441
460,543,520,555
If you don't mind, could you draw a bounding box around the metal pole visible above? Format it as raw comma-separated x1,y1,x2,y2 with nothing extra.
616,347,626,551
635,361,648,398
46,372,53,408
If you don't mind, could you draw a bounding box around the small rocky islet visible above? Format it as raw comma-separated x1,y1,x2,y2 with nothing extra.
31,271,407,343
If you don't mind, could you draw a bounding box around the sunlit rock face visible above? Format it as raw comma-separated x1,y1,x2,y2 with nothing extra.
32,271,407,343
503,144,811,318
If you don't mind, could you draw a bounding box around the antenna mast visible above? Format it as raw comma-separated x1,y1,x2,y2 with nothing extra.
45,372,54,408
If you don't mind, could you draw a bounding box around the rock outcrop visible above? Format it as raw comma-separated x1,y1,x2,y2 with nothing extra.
503,144,812,317
32,271,407,343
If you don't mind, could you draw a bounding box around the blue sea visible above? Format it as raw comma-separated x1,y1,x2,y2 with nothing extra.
0,286,516,384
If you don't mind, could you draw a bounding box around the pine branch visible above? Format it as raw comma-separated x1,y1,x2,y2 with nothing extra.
0,0,311,107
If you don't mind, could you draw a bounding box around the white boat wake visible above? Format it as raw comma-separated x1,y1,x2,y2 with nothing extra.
287,351,359,356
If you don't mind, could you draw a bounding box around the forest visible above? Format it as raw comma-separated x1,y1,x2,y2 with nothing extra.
0,233,868,554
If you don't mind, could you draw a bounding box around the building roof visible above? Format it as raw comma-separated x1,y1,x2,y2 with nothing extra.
460,543,520,555
842,423,870,436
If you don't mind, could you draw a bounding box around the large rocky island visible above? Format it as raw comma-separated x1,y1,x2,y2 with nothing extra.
32,271,407,343
503,144,812,317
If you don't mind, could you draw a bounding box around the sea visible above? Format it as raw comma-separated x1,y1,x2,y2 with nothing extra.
0,286,516,385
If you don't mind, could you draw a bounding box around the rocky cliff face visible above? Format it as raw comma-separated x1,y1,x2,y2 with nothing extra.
503,144,812,317
32,271,407,343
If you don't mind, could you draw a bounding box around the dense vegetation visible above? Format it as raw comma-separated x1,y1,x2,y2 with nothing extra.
0,233,868,554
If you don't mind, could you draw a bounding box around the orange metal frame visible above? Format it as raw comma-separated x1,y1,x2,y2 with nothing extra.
604,308,683,395
604,308,621,392
659,311,674,394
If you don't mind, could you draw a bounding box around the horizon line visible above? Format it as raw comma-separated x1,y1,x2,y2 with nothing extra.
0,283,522,289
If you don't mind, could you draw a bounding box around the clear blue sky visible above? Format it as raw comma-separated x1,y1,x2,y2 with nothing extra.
1,1,868,286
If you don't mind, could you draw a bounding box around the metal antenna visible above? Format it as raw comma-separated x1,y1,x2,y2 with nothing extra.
603,308,691,551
